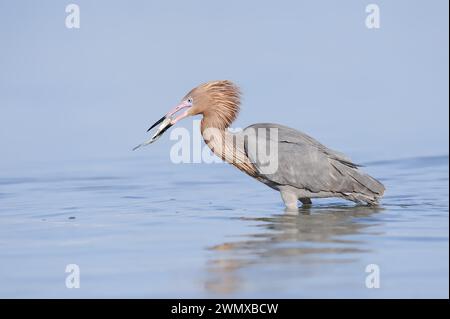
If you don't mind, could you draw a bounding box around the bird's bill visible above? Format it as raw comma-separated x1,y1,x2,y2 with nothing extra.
134,101,191,151
146,115,166,132
147,100,191,132
133,117,173,151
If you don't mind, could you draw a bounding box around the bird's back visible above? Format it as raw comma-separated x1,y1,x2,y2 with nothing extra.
241,123,385,205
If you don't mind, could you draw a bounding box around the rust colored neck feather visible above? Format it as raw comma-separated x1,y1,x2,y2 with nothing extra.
200,114,257,177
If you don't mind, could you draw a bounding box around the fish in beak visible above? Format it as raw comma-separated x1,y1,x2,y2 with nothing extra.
132,100,192,151
132,116,173,151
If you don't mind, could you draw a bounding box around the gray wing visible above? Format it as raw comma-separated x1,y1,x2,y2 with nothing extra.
242,123,385,197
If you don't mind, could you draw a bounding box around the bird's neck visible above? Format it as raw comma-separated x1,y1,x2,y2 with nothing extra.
200,115,257,176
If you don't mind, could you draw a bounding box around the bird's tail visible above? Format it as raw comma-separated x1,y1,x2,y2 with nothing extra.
337,164,385,205
348,173,385,205
343,191,383,206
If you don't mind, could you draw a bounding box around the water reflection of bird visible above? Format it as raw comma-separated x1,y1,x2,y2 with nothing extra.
145,80,385,209
205,205,383,294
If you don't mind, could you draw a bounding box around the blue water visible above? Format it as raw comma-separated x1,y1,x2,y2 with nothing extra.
0,154,448,298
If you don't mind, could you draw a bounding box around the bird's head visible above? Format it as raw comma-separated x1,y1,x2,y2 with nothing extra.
147,80,241,133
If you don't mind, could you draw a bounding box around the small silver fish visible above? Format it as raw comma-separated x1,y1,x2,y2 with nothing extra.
132,117,173,151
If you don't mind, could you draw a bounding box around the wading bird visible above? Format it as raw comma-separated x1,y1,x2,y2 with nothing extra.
142,80,385,209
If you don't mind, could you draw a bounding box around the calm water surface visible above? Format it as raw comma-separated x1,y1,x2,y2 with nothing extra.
0,154,448,298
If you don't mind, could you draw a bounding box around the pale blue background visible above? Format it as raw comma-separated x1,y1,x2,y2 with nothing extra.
0,0,448,168
0,1,448,299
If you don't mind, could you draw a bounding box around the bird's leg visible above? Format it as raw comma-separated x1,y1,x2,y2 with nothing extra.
280,191,299,210
299,198,312,206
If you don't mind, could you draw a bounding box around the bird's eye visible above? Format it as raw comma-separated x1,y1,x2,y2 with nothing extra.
187,97,193,104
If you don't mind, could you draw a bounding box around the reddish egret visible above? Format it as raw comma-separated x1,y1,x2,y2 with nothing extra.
142,80,385,209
